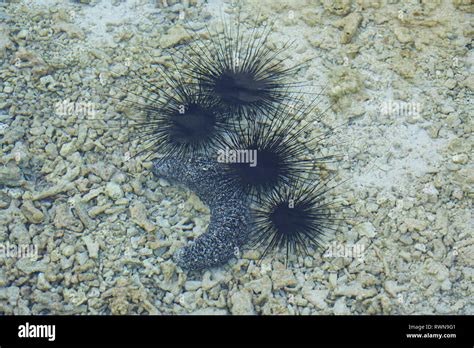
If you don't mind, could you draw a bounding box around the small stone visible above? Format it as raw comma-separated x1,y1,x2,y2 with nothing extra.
414,243,426,252
0,269,7,287
177,292,196,310
16,29,28,39
62,245,75,257
242,249,260,260
60,140,76,157
74,201,96,230
425,260,449,282
246,276,272,296
115,198,129,205
335,282,377,299
32,181,75,201
322,0,352,16
76,252,88,266
157,178,169,187
452,188,463,200
0,191,11,209
61,256,74,270
355,222,376,238
162,292,174,304
81,188,104,202
329,273,338,288
333,297,350,315
302,288,329,309
448,138,469,153
130,201,156,233
399,250,412,262
53,22,85,39
230,289,255,315
21,200,44,224
271,269,297,289
82,235,99,259
460,75,474,91
191,308,227,315
452,154,468,164
161,261,176,282
444,79,457,89
159,25,190,48
16,259,48,274
0,165,22,186
0,286,20,305
105,182,124,200
39,75,55,88
393,27,413,44
392,59,416,79
37,273,51,291
440,279,451,291
9,223,30,244
384,280,400,297
432,239,446,261
45,143,58,157
184,281,201,291
399,233,413,245
336,12,362,44
422,183,439,197
201,271,221,291
366,202,379,212
0,24,13,58
54,204,84,233
185,193,208,213
91,162,116,181
405,218,427,232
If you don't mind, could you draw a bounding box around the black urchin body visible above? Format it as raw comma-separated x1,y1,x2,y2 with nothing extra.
130,82,232,160
183,22,304,120
153,156,250,271
220,108,315,199
252,182,338,262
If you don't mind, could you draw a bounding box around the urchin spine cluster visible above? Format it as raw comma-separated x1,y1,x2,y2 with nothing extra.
182,21,306,120
126,74,234,160
220,103,317,199
251,182,338,263
126,16,340,271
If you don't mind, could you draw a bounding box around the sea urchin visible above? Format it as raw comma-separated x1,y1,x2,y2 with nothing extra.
251,181,339,262
129,79,232,160
218,103,316,198
182,20,306,120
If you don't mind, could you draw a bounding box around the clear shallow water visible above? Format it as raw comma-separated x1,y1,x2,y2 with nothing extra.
0,0,472,315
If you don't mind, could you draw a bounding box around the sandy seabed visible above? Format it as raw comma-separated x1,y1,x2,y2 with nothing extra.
0,0,472,315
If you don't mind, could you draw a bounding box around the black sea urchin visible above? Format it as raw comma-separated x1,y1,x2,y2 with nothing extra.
251,181,340,262
217,103,317,198
129,79,232,160
111,7,345,271
182,19,307,120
